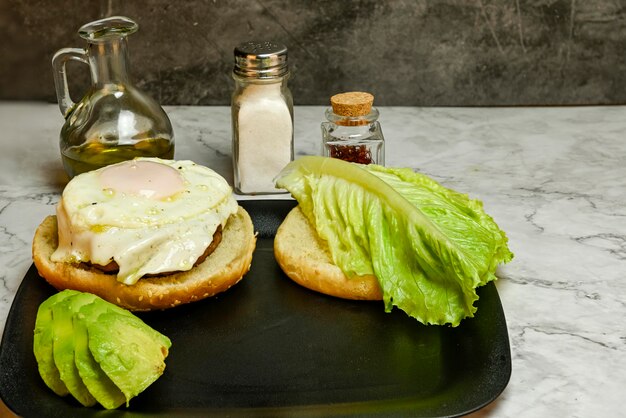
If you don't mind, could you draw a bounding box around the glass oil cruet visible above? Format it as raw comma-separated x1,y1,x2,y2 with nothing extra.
52,16,174,178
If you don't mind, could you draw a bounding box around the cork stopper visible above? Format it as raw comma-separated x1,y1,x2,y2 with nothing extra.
330,92,374,117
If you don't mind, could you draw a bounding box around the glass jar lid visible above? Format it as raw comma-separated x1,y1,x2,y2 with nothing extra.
78,16,138,42
233,41,288,79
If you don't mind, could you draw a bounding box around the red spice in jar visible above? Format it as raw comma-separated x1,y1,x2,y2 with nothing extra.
328,144,373,164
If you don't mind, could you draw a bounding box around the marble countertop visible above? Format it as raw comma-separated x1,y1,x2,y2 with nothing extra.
0,102,624,417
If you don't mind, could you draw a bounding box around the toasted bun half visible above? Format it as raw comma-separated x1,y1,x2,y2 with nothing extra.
274,206,382,301
32,207,256,311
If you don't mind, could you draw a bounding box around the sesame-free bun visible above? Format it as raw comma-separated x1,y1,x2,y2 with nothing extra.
32,207,256,311
274,206,382,301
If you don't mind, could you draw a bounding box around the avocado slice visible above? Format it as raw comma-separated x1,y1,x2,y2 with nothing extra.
73,301,129,409
51,293,98,407
85,306,171,404
35,290,171,409
33,289,79,396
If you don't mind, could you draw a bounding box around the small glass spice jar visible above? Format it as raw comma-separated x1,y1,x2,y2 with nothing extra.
321,92,385,165
231,41,294,194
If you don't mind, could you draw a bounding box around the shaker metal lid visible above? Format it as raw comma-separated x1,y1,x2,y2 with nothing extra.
234,41,288,78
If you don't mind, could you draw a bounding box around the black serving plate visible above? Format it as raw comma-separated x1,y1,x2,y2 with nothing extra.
0,200,511,417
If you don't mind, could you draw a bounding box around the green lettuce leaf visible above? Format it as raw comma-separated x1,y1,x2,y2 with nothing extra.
275,156,513,326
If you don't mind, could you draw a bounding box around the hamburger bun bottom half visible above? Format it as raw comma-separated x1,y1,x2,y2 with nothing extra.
274,206,383,301
32,206,256,311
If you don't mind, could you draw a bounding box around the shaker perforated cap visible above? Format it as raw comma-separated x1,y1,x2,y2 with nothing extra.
234,41,289,78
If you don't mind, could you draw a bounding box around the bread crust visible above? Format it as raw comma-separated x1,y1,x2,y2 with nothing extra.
32,207,256,311
274,206,382,301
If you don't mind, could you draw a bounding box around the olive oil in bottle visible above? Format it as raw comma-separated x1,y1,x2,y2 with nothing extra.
61,138,174,179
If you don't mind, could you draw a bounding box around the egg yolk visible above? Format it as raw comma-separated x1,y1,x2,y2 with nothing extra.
99,160,184,199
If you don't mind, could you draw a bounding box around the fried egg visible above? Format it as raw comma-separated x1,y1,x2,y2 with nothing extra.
51,158,239,285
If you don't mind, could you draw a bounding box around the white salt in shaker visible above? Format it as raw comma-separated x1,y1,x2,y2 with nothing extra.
231,41,294,194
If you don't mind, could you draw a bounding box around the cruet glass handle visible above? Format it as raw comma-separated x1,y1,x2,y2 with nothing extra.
52,48,89,117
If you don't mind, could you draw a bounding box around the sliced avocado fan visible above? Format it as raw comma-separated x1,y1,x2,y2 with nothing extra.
33,290,172,409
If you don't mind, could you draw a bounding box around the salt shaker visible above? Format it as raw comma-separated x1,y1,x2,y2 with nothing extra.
231,41,294,194
321,92,385,165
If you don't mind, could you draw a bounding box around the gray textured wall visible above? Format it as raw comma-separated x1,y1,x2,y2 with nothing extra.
1,0,626,106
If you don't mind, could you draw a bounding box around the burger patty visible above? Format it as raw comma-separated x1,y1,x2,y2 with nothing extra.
86,225,223,275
